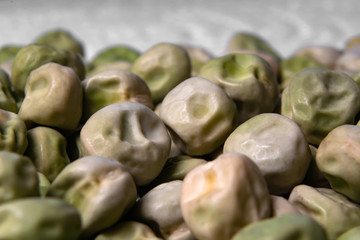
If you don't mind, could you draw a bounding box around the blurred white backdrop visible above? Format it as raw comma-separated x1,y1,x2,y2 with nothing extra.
0,0,359,61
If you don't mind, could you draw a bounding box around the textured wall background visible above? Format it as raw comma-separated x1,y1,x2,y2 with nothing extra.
0,0,359,61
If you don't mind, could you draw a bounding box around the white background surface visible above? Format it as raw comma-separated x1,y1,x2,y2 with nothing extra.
1,0,360,61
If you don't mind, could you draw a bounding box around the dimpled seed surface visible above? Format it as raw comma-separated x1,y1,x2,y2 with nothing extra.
0,69,17,113
316,124,360,203
0,197,82,240
281,68,360,146
131,180,194,239
82,69,153,121
18,62,83,130
25,126,70,182
79,102,171,186
48,156,137,239
223,113,311,194
3,8,360,238
181,153,272,240
11,44,85,98
197,53,279,123
159,77,238,156
131,43,191,104
0,109,28,154
289,185,360,240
